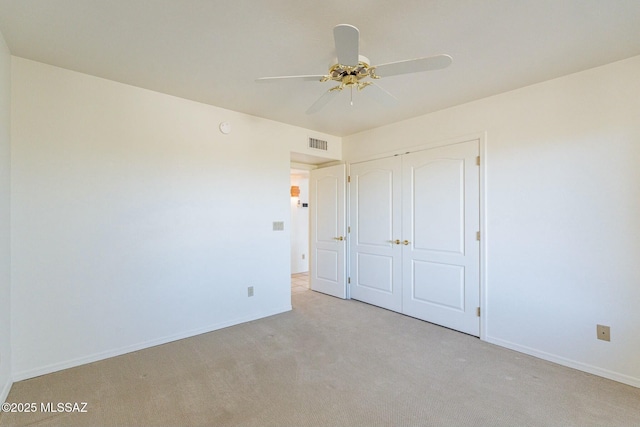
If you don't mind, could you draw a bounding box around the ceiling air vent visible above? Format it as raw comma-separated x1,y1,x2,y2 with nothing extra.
309,137,328,151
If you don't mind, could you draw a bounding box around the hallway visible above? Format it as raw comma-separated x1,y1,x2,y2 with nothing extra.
291,272,309,294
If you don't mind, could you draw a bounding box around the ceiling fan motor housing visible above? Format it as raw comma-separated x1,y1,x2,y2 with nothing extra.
326,55,378,90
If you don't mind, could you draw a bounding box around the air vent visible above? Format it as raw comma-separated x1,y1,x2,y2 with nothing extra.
309,137,328,151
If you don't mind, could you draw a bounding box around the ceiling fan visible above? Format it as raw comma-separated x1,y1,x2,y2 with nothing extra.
256,24,452,114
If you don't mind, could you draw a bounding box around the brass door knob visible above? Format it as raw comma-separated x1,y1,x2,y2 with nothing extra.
333,236,344,241
403,240,410,245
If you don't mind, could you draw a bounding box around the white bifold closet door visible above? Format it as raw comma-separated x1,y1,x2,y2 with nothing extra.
349,140,480,336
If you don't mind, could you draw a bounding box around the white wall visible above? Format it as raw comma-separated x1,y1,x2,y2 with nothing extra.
0,31,12,403
343,56,640,387
290,173,309,274
9,57,339,380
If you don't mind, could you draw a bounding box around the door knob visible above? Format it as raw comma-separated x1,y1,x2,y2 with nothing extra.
403,240,410,245
388,239,401,245
333,236,344,241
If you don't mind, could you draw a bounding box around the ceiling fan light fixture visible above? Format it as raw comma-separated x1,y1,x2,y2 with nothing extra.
256,25,452,114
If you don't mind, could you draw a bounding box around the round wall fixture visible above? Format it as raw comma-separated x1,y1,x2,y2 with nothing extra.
219,121,231,134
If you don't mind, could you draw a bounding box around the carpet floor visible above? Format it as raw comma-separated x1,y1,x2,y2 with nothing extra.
1,288,639,426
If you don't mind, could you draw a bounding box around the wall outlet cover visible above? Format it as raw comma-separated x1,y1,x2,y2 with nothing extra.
597,324,610,341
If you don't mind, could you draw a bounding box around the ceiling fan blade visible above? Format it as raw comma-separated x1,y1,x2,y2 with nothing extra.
306,89,340,115
374,54,452,77
362,83,398,108
255,75,326,83
333,24,359,66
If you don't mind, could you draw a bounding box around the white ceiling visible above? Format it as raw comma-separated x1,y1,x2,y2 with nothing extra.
1,0,639,137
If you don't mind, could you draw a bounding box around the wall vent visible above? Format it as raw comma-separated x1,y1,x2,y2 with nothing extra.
309,137,328,151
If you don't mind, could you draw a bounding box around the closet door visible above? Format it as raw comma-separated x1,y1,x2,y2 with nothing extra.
349,156,402,311
401,140,480,336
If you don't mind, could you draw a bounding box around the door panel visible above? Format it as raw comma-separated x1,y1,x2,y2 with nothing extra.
356,253,393,293
356,170,394,246
412,159,465,254
310,164,346,298
316,249,338,282
412,261,465,310
402,140,480,336
349,157,402,311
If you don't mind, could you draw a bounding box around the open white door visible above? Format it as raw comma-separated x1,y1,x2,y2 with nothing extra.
310,164,347,298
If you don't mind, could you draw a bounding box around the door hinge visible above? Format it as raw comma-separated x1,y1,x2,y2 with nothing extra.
476,231,481,241
476,156,480,166
476,307,481,317
347,175,351,183
348,277,351,284
348,226,351,233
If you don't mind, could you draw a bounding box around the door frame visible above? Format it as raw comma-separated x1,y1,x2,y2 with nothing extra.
346,132,487,340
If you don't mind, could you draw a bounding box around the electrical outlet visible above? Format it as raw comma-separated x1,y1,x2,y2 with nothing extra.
247,286,254,297
597,324,610,341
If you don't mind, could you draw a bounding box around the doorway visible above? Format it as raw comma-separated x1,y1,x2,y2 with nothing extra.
290,169,310,291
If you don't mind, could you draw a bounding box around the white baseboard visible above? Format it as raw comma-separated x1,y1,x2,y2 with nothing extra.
0,376,12,404
485,335,640,389
12,305,292,382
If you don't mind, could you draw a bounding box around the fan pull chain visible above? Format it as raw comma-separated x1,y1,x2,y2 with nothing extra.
350,86,353,106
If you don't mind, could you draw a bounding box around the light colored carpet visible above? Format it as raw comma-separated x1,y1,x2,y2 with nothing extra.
1,288,639,426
